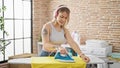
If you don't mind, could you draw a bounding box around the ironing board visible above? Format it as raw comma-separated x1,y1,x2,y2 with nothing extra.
8,55,105,68
31,55,105,68
31,56,86,68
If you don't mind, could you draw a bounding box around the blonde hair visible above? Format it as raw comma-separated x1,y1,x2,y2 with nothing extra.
52,5,70,27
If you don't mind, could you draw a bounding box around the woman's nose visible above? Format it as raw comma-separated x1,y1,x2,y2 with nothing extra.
62,18,66,22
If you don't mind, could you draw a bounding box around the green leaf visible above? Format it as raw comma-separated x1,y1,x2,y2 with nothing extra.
2,6,6,11
0,8,1,13
1,30,8,35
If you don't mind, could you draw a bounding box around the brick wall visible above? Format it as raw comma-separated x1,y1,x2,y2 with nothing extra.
33,0,120,53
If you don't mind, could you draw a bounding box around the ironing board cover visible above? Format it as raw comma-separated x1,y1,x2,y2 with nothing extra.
31,57,86,68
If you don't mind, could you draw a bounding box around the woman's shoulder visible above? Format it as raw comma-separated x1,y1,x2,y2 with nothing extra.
63,27,69,33
43,22,51,28
42,22,52,31
63,27,70,36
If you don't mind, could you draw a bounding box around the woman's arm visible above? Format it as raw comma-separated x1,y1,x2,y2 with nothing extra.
65,29,83,55
64,28,90,63
41,23,58,51
64,28,83,55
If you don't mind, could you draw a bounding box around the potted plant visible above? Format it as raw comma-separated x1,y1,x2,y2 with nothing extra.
37,35,42,55
0,5,10,62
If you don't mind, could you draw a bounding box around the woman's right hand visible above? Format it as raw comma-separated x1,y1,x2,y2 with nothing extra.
59,47,68,55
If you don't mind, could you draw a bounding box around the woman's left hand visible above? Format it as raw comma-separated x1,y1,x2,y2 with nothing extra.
80,54,90,63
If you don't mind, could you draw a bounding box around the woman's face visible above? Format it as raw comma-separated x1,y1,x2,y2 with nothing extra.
56,11,69,26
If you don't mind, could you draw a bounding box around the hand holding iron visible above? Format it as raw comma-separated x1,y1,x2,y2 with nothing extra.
59,47,68,55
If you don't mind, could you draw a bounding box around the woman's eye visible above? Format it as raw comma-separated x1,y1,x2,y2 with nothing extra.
60,16,67,19
60,16,64,18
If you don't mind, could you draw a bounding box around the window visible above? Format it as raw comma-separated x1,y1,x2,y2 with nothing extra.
0,0,32,62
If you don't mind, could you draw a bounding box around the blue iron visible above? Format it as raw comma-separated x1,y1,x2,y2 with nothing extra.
54,51,75,62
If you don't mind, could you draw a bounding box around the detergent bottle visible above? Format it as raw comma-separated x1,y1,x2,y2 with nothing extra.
71,31,80,46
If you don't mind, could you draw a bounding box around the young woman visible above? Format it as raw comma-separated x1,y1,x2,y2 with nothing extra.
39,5,90,63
